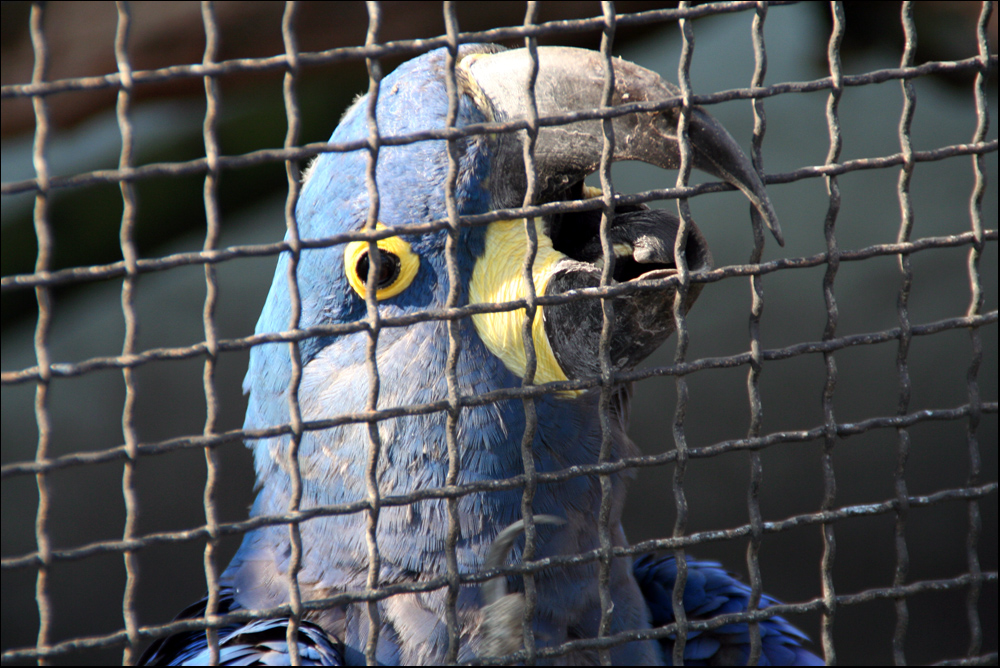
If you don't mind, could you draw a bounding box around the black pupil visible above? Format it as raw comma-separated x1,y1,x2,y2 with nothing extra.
356,250,401,289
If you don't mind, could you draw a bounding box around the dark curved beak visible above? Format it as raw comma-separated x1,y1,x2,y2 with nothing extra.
541,207,712,381
464,46,783,246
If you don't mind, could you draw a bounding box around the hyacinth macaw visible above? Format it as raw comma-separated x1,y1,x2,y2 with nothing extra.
142,44,821,665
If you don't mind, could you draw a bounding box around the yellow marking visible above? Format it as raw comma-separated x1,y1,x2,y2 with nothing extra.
581,184,603,199
344,224,420,300
469,218,573,389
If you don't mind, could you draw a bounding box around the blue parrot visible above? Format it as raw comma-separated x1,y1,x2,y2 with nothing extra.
142,45,821,665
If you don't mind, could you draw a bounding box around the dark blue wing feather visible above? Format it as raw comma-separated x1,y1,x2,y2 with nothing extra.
634,554,824,666
140,589,343,666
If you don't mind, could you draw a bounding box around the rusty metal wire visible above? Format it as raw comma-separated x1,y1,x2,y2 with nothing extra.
891,3,917,664
25,4,54,666
1,1,997,666
818,5,845,662
1,142,995,294
596,3,619,666
3,74,996,206
744,3,770,663
442,3,467,663
279,2,307,665
962,2,993,661
510,1,543,661
668,5,696,665
113,2,142,664
195,3,225,664
360,4,385,664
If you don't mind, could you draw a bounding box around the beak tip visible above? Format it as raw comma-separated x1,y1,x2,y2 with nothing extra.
766,210,785,247
753,203,784,247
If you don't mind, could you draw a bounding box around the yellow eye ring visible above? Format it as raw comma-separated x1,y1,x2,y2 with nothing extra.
344,225,420,300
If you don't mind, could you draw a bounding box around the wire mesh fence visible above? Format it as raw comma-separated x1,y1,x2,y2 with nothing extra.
1,1,997,665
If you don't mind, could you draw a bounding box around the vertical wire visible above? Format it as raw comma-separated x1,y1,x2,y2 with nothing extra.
361,3,385,664
113,3,142,663
819,3,845,664
891,4,917,664
962,1,991,659
671,4,696,665
441,3,465,662
281,1,306,662
29,3,54,664
199,2,224,663
595,3,618,666
515,3,542,663
745,3,770,664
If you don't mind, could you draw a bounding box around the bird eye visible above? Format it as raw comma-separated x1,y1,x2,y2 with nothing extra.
344,226,420,300
355,249,401,289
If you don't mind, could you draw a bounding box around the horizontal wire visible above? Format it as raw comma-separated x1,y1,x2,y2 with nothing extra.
2,307,995,479
4,438,996,569
3,558,995,662
2,107,995,200
3,232,996,384
2,140,995,292
32,0,1000,101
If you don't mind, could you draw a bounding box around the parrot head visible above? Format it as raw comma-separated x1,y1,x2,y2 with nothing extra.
251,44,776,400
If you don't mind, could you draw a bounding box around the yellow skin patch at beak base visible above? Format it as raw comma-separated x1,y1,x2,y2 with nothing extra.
344,225,420,300
469,218,571,387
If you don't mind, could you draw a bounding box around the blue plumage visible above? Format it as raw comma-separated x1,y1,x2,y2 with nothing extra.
142,45,820,665
634,556,824,666
142,589,342,666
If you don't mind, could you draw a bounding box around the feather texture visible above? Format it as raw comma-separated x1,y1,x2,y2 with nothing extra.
634,555,824,666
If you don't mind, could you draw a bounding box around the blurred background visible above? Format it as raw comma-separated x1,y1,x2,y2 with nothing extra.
2,1,997,664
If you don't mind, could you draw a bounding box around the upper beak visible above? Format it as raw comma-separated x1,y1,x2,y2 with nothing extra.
463,46,783,246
